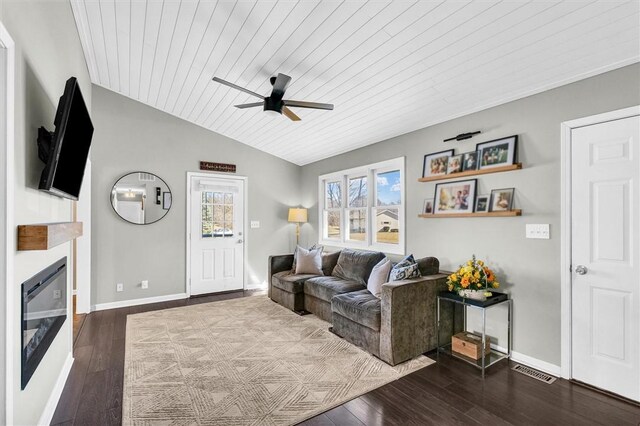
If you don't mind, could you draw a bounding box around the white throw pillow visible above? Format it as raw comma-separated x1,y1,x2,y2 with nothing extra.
367,257,391,298
294,246,324,275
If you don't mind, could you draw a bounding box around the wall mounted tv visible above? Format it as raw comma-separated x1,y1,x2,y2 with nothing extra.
37,76,93,200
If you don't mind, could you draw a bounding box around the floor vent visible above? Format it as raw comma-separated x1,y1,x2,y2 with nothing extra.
512,364,557,384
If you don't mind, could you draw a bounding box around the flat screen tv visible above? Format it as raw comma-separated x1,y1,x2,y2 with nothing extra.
38,77,93,200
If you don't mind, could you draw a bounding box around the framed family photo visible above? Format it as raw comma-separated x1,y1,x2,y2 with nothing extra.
489,188,514,212
422,198,434,214
462,151,479,171
434,179,477,214
423,149,454,178
476,135,517,170
447,154,463,174
475,194,489,212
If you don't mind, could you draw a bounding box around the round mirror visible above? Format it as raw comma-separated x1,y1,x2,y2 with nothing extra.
110,172,171,225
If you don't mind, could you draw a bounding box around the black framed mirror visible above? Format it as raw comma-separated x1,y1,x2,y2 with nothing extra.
110,172,171,225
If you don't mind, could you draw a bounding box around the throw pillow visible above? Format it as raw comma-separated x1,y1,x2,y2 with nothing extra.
389,254,422,281
292,244,322,272
367,257,392,298
332,248,386,285
294,246,324,275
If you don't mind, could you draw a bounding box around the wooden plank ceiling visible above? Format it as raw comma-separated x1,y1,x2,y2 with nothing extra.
71,0,640,165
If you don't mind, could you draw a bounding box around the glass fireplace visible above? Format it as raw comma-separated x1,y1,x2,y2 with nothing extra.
21,257,67,389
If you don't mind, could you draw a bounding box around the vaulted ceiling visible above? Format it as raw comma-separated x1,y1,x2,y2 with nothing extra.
71,0,639,165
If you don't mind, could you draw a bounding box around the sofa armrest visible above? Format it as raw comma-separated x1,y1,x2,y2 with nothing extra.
268,254,294,298
379,273,447,365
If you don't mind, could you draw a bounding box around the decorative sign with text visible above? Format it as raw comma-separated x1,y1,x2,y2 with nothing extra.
200,161,237,173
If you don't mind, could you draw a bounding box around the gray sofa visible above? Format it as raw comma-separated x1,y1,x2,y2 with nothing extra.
268,248,448,366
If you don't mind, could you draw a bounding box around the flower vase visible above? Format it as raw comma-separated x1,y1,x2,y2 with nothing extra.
458,289,487,301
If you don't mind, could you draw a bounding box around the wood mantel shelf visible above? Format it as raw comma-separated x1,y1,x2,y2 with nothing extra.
419,210,522,219
418,163,523,182
18,222,83,251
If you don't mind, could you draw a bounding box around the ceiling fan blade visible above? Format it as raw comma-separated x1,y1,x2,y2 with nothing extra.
270,73,291,99
283,100,334,110
234,102,264,109
282,106,301,121
212,76,264,99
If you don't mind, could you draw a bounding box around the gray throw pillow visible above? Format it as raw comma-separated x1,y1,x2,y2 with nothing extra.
294,246,324,275
389,254,422,281
292,244,322,272
332,249,386,285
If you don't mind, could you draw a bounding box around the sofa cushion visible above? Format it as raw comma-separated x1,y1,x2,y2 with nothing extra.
332,289,381,331
272,271,319,294
292,244,322,272
295,246,323,275
389,254,422,281
305,276,365,303
322,250,341,276
367,257,391,298
331,249,386,285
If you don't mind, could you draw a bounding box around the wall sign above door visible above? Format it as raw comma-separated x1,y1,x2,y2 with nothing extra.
200,161,236,173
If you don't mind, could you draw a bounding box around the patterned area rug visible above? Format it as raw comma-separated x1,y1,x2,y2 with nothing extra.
123,295,434,425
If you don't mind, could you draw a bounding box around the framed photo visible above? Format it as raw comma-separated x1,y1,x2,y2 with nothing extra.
162,192,172,210
447,154,463,174
475,194,489,213
423,149,454,178
489,188,514,212
434,179,477,214
423,198,434,215
462,151,479,171
476,135,518,170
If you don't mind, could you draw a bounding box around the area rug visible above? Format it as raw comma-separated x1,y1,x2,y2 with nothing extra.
123,295,434,425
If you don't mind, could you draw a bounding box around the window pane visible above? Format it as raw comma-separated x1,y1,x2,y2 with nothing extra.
224,193,233,204
376,170,401,206
326,181,341,208
213,192,223,203
348,209,366,241
375,208,399,244
325,211,341,239
348,176,367,207
213,205,224,237
201,204,213,238
224,205,234,237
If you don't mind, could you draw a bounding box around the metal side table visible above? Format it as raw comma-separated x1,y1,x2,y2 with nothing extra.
436,291,512,377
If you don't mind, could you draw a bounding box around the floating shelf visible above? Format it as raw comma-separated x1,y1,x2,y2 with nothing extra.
18,222,83,251
419,210,522,219
418,163,522,183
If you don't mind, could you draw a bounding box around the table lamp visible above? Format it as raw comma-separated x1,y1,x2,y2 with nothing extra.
288,208,308,245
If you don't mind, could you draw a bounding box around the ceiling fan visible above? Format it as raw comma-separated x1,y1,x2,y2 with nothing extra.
212,73,333,121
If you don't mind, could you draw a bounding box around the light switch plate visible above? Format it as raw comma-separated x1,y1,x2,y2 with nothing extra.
526,224,550,239
141,280,149,289
116,283,124,292
251,221,260,229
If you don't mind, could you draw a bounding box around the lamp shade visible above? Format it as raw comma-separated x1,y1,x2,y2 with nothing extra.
288,208,308,223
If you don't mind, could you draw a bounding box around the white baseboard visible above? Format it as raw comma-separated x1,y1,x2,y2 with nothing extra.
92,293,188,311
38,352,74,426
244,282,267,290
511,350,561,377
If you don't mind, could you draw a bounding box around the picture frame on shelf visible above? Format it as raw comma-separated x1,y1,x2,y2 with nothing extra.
462,151,479,171
422,149,454,178
476,135,517,170
475,194,489,213
447,154,463,174
434,179,477,214
423,198,434,214
489,188,514,212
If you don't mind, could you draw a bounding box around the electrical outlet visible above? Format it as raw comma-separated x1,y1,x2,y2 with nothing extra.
141,280,149,289
251,220,260,229
526,224,550,239
116,283,124,292
53,290,61,299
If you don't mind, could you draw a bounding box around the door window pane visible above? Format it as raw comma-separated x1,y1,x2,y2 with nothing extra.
348,176,367,207
224,205,234,237
224,193,233,204
348,209,366,241
375,208,399,244
326,211,341,239
376,170,401,206
202,203,213,238
213,192,223,203
326,181,341,208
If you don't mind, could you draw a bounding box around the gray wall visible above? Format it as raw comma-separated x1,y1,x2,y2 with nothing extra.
300,63,640,367
91,86,301,306
0,1,92,424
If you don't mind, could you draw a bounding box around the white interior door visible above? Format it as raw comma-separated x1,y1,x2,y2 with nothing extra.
189,176,244,295
571,115,640,402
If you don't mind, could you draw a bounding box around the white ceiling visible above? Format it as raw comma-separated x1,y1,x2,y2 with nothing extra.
71,0,640,166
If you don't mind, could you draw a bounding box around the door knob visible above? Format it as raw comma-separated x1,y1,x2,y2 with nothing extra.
575,265,588,275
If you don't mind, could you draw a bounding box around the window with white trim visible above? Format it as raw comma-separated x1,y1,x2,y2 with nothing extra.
318,157,405,254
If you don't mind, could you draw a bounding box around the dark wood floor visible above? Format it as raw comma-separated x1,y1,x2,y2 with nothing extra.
53,290,640,426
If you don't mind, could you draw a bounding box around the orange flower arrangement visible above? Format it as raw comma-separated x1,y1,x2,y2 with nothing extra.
446,255,499,296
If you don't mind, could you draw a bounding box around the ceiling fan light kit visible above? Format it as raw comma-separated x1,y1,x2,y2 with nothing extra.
212,73,333,121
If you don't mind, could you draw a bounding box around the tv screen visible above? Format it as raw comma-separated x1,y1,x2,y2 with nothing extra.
38,77,93,200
